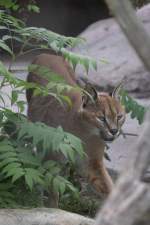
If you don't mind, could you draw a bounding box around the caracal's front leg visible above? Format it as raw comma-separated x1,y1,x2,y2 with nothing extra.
88,158,113,195
85,136,113,195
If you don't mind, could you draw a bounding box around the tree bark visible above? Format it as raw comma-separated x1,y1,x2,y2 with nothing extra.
95,1,150,225
105,0,150,72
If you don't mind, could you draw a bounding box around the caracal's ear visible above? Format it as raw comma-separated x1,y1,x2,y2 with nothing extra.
82,83,98,107
112,79,125,100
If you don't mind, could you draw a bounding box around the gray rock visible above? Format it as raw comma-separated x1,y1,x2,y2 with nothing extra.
72,5,150,174
0,208,94,225
106,98,150,173
73,4,150,98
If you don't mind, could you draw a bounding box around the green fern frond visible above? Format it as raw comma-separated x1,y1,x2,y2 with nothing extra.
17,120,84,161
0,180,16,208
25,168,44,190
20,27,97,72
120,90,147,124
0,11,25,28
0,110,84,194
40,161,79,195
3,112,83,161
0,11,98,73
18,27,84,49
0,139,41,189
62,49,97,73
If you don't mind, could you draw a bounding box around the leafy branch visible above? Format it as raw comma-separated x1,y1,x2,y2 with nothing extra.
0,11,98,73
121,90,147,124
0,109,84,198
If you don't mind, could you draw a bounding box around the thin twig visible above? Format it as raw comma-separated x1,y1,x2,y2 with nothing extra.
121,132,138,138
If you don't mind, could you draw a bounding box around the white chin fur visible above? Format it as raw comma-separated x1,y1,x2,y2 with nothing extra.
107,130,120,138
107,131,114,138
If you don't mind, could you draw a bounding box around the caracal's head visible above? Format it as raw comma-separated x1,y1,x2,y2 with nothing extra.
79,83,126,142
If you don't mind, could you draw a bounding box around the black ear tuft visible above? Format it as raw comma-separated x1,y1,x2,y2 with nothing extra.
84,83,98,102
81,83,98,108
112,79,125,100
82,95,88,108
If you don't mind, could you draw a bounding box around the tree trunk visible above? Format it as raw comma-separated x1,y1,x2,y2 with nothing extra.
95,0,150,225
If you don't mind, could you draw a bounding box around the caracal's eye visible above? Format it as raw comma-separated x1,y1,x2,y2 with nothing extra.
99,116,106,122
117,114,123,120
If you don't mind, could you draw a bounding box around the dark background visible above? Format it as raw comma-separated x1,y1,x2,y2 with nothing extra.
15,0,110,36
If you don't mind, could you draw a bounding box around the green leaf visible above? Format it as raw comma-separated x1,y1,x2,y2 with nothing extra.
82,58,90,74
0,157,18,168
16,101,26,112
120,90,147,124
44,164,61,175
59,181,66,195
0,191,14,198
12,4,19,11
91,59,97,71
18,151,41,167
67,182,78,193
11,90,18,105
0,151,17,159
0,94,5,107
25,173,33,191
70,55,78,71
43,160,57,169
27,4,40,13
45,173,53,184
137,107,146,124
0,111,4,124
67,148,76,162
2,163,21,174
59,143,75,162
0,40,13,56
0,140,12,148
25,168,44,189
52,177,61,193
52,127,65,151
99,58,109,64
5,167,23,178
0,182,14,190
60,95,72,108
59,143,70,159
33,88,42,97
11,170,25,183
66,133,84,157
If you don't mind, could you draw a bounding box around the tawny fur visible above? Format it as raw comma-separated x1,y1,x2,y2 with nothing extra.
26,53,125,206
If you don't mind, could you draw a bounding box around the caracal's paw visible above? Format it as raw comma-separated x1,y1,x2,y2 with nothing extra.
89,175,113,196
